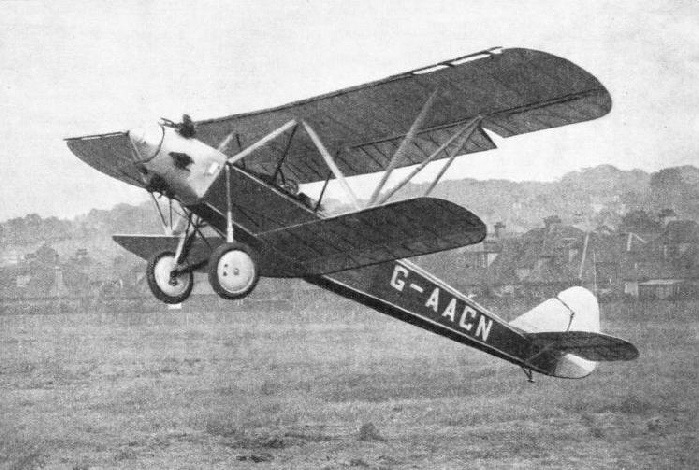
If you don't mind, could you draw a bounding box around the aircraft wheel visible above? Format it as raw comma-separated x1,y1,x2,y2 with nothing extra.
146,251,193,304
208,242,260,299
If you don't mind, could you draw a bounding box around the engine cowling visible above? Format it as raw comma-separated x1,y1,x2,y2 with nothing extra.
129,121,227,205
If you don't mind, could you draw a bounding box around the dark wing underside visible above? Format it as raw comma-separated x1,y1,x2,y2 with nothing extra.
113,235,223,272
257,197,485,275
66,132,146,188
194,47,611,184
66,47,611,187
114,198,485,277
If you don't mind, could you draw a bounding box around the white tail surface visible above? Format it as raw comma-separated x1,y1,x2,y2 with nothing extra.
510,286,600,379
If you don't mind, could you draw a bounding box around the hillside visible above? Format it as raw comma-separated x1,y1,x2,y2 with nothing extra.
395,164,698,232
1,164,697,274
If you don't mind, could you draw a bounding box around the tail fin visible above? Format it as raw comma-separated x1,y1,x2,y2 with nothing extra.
510,287,638,378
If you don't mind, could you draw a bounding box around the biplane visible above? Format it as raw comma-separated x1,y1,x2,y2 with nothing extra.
66,47,638,381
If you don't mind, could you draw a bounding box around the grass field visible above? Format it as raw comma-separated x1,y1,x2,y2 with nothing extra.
0,297,697,469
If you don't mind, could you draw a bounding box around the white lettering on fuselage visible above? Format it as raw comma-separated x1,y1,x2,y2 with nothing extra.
442,298,457,321
475,314,493,340
389,264,493,342
459,305,477,331
425,288,440,312
390,265,409,292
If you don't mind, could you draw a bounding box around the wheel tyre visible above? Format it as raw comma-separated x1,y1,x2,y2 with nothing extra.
208,242,260,299
146,251,193,304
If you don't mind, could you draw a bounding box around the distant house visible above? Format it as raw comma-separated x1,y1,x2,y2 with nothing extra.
586,232,623,297
662,220,699,259
658,208,678,227
485,216,586,299
622,259,677,298
638,279,685,300
610,210,699,299
465,239,502,270
620,242,699,299
0,248,22,267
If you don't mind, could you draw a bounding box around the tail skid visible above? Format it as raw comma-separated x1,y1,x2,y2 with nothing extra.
511,287,639,379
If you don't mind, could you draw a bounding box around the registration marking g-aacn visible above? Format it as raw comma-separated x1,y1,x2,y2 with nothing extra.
390,264,493,342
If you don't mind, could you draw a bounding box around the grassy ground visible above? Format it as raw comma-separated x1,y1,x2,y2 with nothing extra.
0,298,697,469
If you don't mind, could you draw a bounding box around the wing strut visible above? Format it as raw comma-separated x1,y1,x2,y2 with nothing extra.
374,116,482,206
225,163,235,242
272,124,299,185
367,90,438,207
314,171,333,213
149,193,172,235
303,121,361,210
227,120,297,165
220,120,298,242
217,132,237,153
422,117,483,197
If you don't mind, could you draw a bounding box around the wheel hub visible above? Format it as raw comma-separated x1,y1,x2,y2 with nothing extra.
217,250,256,295
154,255,191,297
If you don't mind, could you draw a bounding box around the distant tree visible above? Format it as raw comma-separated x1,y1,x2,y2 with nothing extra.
658,208,676,220
650,168,684,189
543,215,562,229
33,244,59,266
594,208,621,229
649,168,685,211
619,210,661,233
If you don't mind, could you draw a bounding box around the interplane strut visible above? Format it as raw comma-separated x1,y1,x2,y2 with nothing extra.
374,117,482,206
367,91,438,207
303,121,361,211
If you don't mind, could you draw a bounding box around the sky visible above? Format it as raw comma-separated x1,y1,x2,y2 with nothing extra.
1,0,697,221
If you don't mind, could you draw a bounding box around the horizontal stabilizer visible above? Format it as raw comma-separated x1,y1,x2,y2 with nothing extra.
113,234,300,277
113,234,220,261
527,331,640,362
258,198,486,275
113,234,223,273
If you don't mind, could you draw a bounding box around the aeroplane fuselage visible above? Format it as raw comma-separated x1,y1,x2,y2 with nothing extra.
188,164,561,376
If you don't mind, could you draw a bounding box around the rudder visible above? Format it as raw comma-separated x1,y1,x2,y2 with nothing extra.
510,287,629,379
510,286,600,334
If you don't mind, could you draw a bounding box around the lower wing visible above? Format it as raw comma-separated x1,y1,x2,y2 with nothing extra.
114,198,486,277
258,197,486,275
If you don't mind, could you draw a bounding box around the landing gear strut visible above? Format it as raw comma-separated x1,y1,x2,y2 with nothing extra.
145,207,205,304
206,162,260,299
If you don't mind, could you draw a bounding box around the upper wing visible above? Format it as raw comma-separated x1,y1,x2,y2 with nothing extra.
257,197,486,275
66,47,611,187
194,47,611,183
66,132,147,188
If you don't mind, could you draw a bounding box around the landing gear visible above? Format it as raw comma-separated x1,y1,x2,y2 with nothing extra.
146,251,194,304
207,162,261,300
208,242,260,299
521,367,536,383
